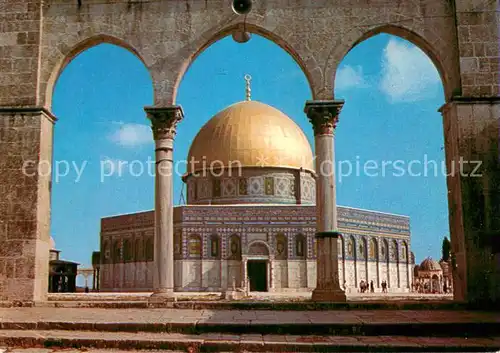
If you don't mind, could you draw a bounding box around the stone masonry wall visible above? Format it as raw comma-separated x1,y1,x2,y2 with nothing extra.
0,0,498,303
0,1,42,106
455,0,500,96
0,109,53,302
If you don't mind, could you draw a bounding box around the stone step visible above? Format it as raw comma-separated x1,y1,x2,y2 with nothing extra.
25,300,470,311
2,307,499,338
3,320,500,337
0,330,499,352
2,300,468,311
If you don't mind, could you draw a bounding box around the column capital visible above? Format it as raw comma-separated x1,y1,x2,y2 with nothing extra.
304,100,344,136
145,105,184,140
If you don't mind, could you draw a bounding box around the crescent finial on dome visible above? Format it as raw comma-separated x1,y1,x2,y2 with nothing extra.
245,74,252,101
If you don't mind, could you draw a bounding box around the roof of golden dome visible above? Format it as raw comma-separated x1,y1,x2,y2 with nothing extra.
186,100,314,176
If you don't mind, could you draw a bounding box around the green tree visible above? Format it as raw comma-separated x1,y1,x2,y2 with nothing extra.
442,236,451,262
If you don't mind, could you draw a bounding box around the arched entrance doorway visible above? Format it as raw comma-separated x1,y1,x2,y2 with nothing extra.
246,242,271,292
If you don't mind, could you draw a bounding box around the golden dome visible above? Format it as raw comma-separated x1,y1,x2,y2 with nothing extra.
187,101,314,176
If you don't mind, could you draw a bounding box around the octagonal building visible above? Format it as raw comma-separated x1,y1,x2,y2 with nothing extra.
99,97,414,294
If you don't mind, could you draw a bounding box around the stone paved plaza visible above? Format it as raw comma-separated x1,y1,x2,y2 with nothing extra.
3,307,499,325
0,307,499,351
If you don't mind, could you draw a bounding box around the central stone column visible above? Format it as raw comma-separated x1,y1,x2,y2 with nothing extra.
145,106,183,300
305,100,347,302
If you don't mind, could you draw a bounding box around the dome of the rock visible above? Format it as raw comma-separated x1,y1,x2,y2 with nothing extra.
186,100,314,176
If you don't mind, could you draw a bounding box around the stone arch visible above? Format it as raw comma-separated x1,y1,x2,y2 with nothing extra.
247,240,271,257
171,23,318,103
44,34,153,109
329,24,453,100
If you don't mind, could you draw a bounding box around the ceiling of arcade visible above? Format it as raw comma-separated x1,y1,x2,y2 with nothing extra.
41,0,461,109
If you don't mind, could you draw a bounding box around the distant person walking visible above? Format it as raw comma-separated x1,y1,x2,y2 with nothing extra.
370,280,374,293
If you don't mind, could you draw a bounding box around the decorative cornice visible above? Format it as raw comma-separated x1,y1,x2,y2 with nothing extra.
304,100,344,136
144,105,184,140
0,106,57,123
438,96,500,113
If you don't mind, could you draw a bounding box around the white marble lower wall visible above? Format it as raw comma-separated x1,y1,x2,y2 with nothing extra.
344,260,412,293
202,260,222,290
100,264,111,291
345,260,356,292
368,262,379,288
100,259,413,293
227,260,242,289
307,260,316,288
100,262,153,292
389,263,400,290
338,260,345,286
287,261,308,288
181,260,202,290
272,260,288,289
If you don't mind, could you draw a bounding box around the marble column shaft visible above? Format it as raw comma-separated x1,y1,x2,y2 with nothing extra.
305,100,346,301
145,106,183,298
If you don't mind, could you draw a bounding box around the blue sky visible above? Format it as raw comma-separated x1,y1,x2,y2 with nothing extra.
51,33,448,268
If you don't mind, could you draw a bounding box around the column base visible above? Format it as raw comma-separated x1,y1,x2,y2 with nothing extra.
149,289,176,303
311,288,347,302
222,290,246,300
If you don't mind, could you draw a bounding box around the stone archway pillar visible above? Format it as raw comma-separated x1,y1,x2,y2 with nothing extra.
305,100,346,302
145,106,183,300
439,98,500,305
0,107,55,302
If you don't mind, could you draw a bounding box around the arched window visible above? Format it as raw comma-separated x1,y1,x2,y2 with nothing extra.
275,233,287,260
174,230,182,258
228,234,241,260
113,240,121,263
369,238,378,260
123,239,132,262
135,238,143,262
391,240,398,261
381,239,389,260
295,234,306,258
188,235,202,259
359,237,366,259
210,234,220,259
145,237,154,261
347,236,356,259
102,241,110,264
402,241,408,262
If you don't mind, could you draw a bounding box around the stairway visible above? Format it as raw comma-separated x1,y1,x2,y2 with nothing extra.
0,307,499,352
